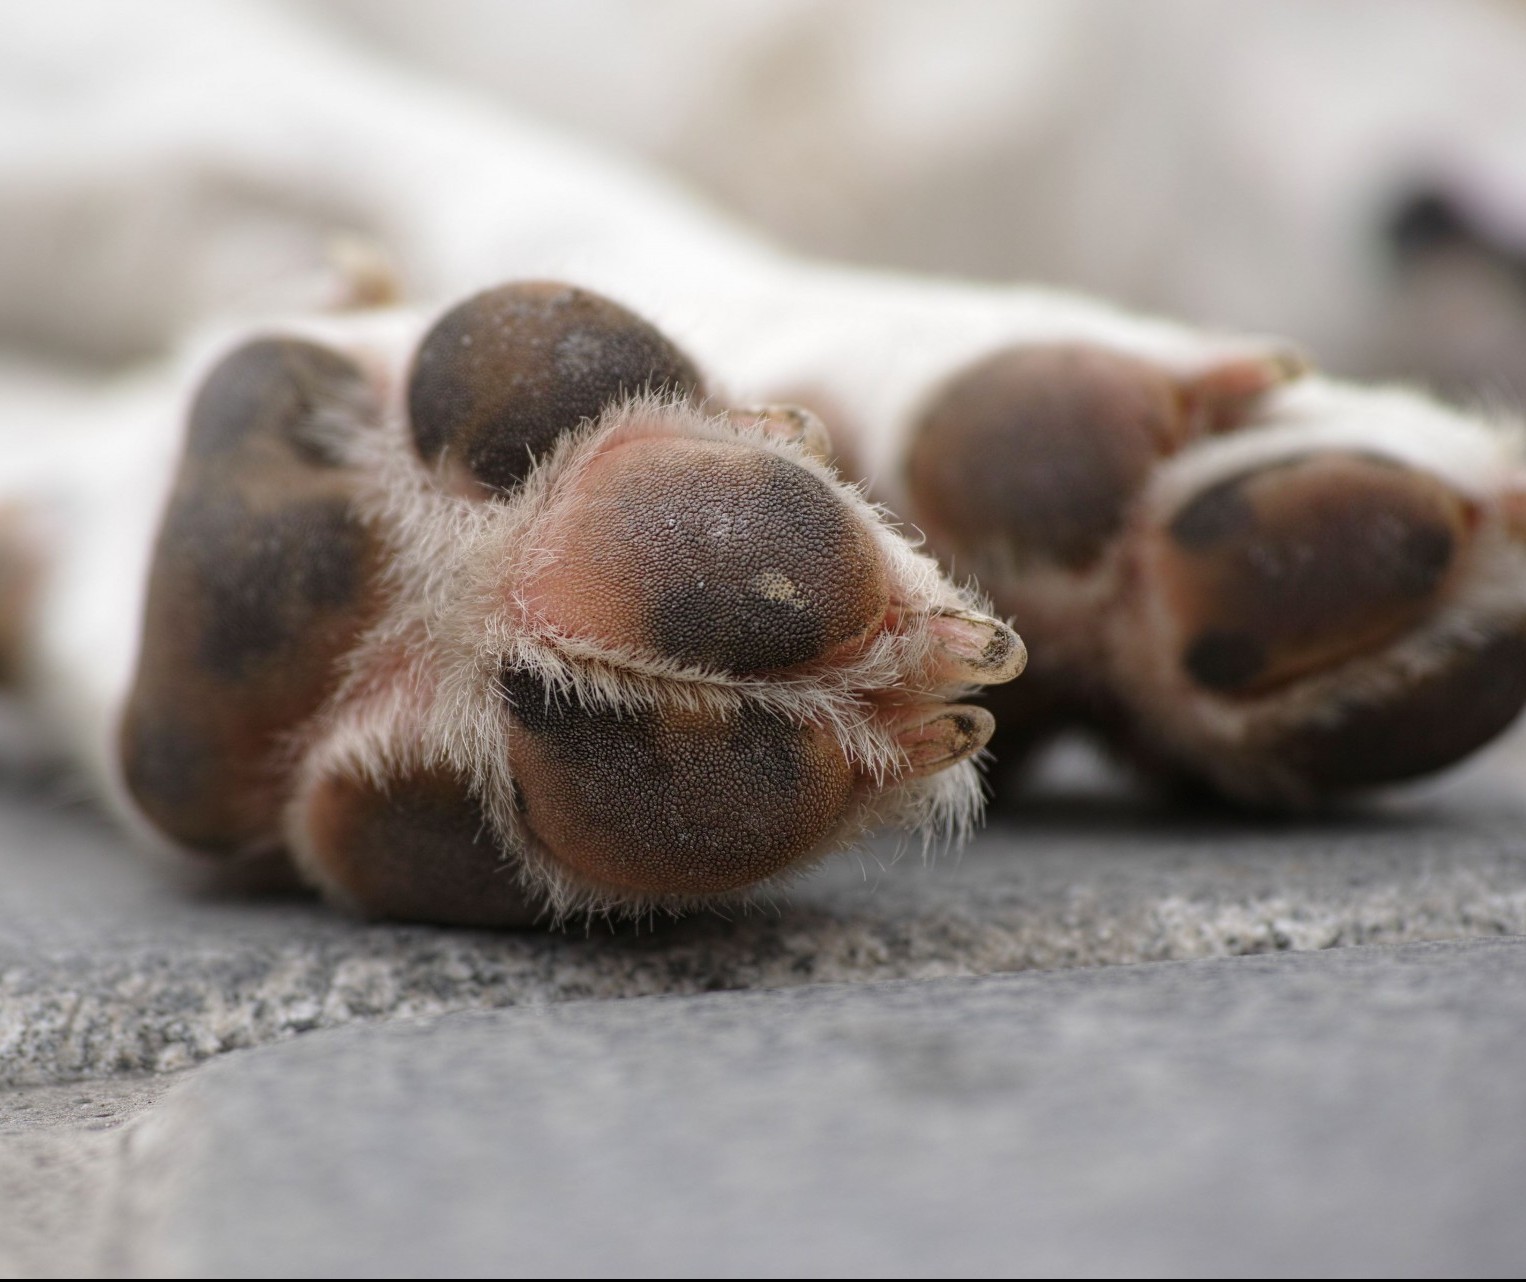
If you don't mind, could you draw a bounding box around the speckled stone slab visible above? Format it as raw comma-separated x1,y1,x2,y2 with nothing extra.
3,738,1526,1086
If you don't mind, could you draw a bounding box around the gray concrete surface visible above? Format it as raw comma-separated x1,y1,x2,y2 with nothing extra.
4,741,1526,1086
2,740,1526,1275
108,937,1526,1277
0,1075,174,1278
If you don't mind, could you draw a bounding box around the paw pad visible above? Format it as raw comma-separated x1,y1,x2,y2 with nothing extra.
908,345,1185,571
501,668,856,897
407,281,703,495
525,437,888,675
1159,453,1470,695
120,338,383,852
304,768,538,927
1273,630,1526,790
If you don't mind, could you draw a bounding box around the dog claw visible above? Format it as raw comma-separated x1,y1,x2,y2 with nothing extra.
891,704,996,778
730,404,834,464
927,609,1027,685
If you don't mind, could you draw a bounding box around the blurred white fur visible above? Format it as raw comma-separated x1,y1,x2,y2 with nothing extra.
304,0,1526,403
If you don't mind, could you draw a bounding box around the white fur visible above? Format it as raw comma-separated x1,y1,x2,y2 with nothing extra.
307,0,1526,400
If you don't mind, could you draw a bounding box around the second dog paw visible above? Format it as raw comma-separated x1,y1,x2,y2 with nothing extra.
905,341,1526,804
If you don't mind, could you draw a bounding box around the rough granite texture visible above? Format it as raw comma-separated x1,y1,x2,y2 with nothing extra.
109,938,1526,1276
3,739,1526,1086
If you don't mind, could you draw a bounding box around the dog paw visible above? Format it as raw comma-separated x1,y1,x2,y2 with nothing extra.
905,342,1526,804
119,282,1023,923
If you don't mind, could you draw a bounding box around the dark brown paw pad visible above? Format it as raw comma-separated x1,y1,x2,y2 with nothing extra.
1268,629,1526,792
524,436,889,675
407,281,704,496
1156,452,1472,696
120,337,384,853
906,343,1301,575
909,345,1183,571
500,667,858,898
302,768,540,928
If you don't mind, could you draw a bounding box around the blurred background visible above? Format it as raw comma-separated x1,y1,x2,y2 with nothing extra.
4,0,1526,410
299,0,1526,403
